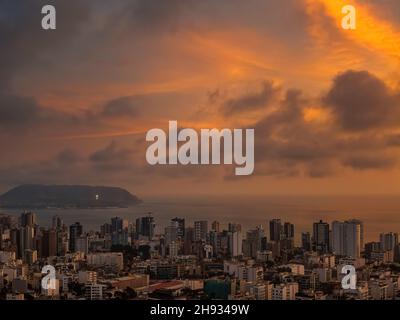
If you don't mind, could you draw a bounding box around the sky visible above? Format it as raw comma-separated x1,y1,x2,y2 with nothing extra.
1,0,400,197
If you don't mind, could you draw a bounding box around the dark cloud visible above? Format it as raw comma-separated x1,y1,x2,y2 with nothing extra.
0,94,82,133
222,81,280,116
386,134,400,147
89,141,133,163
249,72,400,178
123,0,190,32
56,149,83,165
323,70,400,131
0,0,90,90
100,96,140,118
253,89,336,177
0,95,41,126
342,155,396,170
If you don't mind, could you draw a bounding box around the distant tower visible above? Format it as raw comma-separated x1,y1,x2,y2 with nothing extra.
313,220,330,253
69,222,83,252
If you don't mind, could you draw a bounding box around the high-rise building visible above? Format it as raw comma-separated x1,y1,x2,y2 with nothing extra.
19,226,34,257
332,220,361,258
52,216,63,230
56,228,69,256
41,228,57,258
100,223,112,236
269,219,282,242
194,221,208,242
228,223,242,233
20,212,37,227
69,222,83,252
244,226,264,258
18,212,36,257
380,232,399,252
165,224,178,246
284,222,295,239
211,221,220,233
301,232,311,251
136,214,155,240
184,227,194,255
85,284,105,300
171,218,185,238
313,220,330,253
111,217,128,233
23,249,37,264
348,219,364,249
229,231,243,257
169,241,179,258
75,235,89,254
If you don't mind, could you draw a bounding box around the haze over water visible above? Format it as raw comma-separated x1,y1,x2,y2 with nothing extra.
2,195,400,245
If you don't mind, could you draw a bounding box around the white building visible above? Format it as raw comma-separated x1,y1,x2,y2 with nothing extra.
230,231,243,257
6,293,24,300
224,260,244,276
244,283,266,300
272,283,298,300
85,283,105,300
238,265,263,283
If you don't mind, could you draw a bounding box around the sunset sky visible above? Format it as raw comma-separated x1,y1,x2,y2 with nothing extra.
1,0,400,197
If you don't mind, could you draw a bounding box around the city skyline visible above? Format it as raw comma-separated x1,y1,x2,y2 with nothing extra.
2,0,400,304
2,210,400,300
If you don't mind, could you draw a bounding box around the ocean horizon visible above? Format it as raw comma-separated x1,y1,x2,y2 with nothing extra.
2,194,400,245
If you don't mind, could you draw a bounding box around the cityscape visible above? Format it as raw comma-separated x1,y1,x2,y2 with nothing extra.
2,1,400,311
1,210,400,300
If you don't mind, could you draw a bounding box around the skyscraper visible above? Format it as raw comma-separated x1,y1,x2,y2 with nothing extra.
269,219,282,242
171,217,185,238
313,220,330,253
245,226,264,258
332,220,361,258
348,219,364,249
69,222,83,252
19,225,34,257
284,222,295,239
41,228,57,258
211,221,220,233
20,212,37,228
228,223,241,233
111,217,128,233
380,232,399,252
52,215,63,230
136,214,155,240
229,230,243,257
301,232,311,251
194,221,208,242
184,227,194,255
165,224,178,246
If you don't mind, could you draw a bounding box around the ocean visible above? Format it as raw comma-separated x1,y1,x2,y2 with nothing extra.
2,195,400,244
